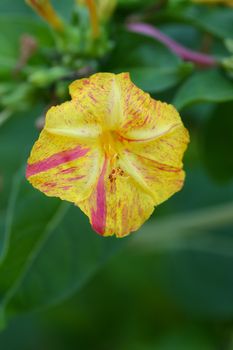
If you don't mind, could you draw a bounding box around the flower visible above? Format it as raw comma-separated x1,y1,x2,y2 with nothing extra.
26,73,189,237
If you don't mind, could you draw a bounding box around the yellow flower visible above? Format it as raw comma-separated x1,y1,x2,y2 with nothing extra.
192,0,233,6
26,73,189,237
25,0,64,31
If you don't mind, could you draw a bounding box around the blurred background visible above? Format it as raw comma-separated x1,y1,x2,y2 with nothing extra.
0,0,233,349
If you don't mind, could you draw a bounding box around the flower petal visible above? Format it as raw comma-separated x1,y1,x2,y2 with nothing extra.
26,129,103,203
69,73,124,130
119,150,185,205
45,100,102,141
121,124,189,168
77,158,155,237
116,73,186,143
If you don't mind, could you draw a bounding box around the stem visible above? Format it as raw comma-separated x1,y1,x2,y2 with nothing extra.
131,201,233,250
0,110,13,127
126,22,217,67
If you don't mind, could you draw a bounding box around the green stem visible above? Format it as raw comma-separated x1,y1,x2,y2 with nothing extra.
131,201,233,249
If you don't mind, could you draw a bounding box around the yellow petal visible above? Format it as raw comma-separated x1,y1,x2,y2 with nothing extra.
121,122,189,169
119,150,185,205
115,73,189,192
77,158,155,237
44,100,102,141
115,73,182,141
69,73,123,130
26,101,104,202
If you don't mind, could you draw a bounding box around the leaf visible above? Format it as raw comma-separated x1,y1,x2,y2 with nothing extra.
155,226,233,320
0,0,73,21
200,101,233,182
130,168,233,320
0,171,124,319
106,31,193,93
173,70,233,110
120,327,214,350
164,5,233,40
116,63,193,94
118,0,158,8
181,6,233,40
0,216,5,258
0,107,40,211
0,15,54,59
0,0,31,14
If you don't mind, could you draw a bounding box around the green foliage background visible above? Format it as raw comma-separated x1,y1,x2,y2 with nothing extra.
0,0,233,349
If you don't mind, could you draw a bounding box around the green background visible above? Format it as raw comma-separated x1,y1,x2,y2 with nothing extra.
0,1,233,349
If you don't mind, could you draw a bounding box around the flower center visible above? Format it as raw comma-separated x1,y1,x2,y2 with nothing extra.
101,130,119,158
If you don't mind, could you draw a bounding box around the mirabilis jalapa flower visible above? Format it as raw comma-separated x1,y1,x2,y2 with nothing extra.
26,73,189,237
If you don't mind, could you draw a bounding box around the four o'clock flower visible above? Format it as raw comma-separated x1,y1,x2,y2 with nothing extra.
26,73,189,237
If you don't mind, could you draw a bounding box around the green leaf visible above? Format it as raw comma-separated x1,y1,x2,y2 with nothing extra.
107,32,193,93
0,171,124,319
0,0,31,14
200,101,233,182
121,327,214,350
0,15,54,58
0,0,73,21
181,6,233,40
0,107,40,211
130,168,233,320
117,63,193,94
173,70,233,110
164,5,233,40
155,226,233,320
118,0,158,8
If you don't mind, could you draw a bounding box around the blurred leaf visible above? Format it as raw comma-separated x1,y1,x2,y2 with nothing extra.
117,63,193,93
0,107,41,211
182,6,233,40
130,167,233,320
0,15,54,60
165,5,233,39
118,0,158,8
1,83,36,111
0,171,124,319
200,101,233,182
0,0,73,21
173,69,233,110
134,201,233,249
121,327,214,350
155,225,233,320
0,217,5,258
107,32,193,93
0,0,31,14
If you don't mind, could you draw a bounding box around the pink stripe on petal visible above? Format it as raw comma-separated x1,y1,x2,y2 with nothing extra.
59,167,77,174
68,175,85,181
91,158,107,235
26,146,89,178
61,185,72,190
